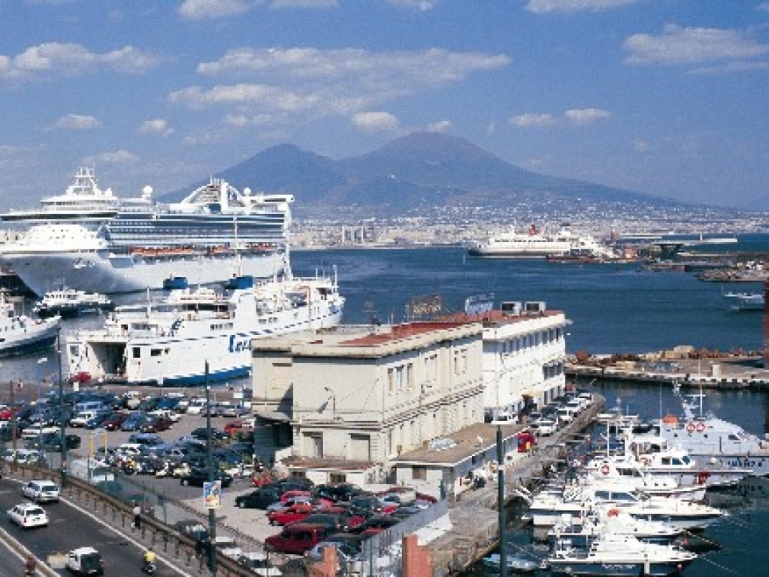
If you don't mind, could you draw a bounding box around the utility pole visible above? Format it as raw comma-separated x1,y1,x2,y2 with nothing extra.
497,425,507,577
205,362,217,573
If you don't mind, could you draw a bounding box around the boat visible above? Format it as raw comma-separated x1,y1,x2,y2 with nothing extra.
526,483,723,530
722,290,764,311
466,224,613,259
582,459,708,500
0,293,61,357
548,533,697,576
0,167,293,296
33,288,114,319
657,383,769,474
481,552,539,574
63,271,344,386
548,507,683,547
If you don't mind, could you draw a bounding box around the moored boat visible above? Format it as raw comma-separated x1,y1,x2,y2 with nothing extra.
481,552,539,574
33,288,114,319
0,293,60,357
722,290,764,311
63,271,344,386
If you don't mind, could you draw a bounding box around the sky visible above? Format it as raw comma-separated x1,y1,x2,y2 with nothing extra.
1,0,768,211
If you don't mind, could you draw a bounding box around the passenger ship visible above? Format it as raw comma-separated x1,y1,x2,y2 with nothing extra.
466,224,612,259
0,168,293,296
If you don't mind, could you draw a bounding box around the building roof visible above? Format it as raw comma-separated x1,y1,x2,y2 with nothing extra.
390,422,524,467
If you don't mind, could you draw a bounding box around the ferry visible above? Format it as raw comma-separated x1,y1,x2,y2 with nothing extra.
63,271,344,386
0,168,293,296
722,290,764,311
466,224,613,259
33,288,114,319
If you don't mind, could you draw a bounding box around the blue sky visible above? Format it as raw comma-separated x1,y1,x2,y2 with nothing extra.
1,0,768,211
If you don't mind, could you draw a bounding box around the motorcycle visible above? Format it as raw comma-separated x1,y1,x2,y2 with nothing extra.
141,561,157,575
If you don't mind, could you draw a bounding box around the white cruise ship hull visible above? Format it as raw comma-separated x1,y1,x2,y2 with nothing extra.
4,250,286,296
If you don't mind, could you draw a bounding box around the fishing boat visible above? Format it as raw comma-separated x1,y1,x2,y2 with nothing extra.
481,552,539,574
466,224,613,259
657,383,769,474
0,293,60,357
63,271,344,386
722,290,764,311
548,533,697,576
0,167,292,296
33,288,114,319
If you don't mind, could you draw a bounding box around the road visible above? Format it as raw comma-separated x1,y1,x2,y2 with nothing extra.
0,475,190,576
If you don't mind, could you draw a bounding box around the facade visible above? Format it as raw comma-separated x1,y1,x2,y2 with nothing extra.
251,321,485,466
479,301,568,419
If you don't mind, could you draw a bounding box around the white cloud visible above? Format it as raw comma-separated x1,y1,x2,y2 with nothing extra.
50,114,102,130
756,3,769,12
178,0,260,20
526,0,640,14
624,24,769,65
351,111,400,132
565,108,611,125
136,119,175,137
427,120,452,133
82,150,139,165
387,0,439,11
172,47,509,126
0,42,163,83
510,113,556,128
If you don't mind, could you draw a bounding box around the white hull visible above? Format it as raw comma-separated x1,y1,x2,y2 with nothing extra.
4,250,286,296
64,275,343,386
0,295,61,357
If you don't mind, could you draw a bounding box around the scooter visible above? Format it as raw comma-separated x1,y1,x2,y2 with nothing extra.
141,561,156,575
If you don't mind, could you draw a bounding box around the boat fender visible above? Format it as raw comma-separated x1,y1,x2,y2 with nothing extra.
607,508,620,517
696,471,710,485
641,457,650,466
696,422,706,432
686,422,696,433
600,464,610,475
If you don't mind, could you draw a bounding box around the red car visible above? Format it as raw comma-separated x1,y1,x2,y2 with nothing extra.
223,419,253,437
140,415,173,433
268,503,315,526
265,523,332,554
101,413,129,431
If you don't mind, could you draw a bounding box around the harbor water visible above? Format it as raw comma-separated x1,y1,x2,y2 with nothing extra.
4,237,769,575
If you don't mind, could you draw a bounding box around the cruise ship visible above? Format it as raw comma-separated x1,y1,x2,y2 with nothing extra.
466,224,613,259
0,168,293,296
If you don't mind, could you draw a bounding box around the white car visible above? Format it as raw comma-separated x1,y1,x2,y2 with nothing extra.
8,502,48,528
22,479,60,503
20,424,58,439
531,418,557,436
66,547,104,575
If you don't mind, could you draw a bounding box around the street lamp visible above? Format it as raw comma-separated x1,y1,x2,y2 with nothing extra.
36,357,48,402
56,327,68,488
204,362,217,573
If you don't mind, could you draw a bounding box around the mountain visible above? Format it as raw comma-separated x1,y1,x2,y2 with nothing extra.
161,131,682,219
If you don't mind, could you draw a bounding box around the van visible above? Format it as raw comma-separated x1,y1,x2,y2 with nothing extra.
186,399,207,415
265,523,332,554
70,410,108,427
74,401,109,414
556,406,576,424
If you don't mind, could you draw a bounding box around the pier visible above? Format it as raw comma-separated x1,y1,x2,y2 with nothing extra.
426,399,605,575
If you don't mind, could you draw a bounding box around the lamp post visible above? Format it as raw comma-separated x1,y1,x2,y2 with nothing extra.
57,327,68,488
205,362,217,573
36,357,48,402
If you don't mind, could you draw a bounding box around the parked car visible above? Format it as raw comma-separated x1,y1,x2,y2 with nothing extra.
190,427,229,442
174,519,210,546
8,502,48,528
100,412,129,431
21,479,60,503
140,415,173,433
268,503,316,526
180,468,233,488
65,547,104,575
235,487,282,509
120,413,149,431
313,483,363,503
264,522,332,554
531,418,557,436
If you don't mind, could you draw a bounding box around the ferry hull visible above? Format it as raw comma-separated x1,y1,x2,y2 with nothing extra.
0,319,60,358
549,559,693,576
5,250,286,296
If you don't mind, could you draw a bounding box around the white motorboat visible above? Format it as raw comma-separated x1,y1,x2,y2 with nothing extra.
548,533,697,576
583,460,707,501
0,293,60,357
526,483,723,530
548,507,683,547
481,552,539,574
658,383,769,474
33,288,114,319
63,271,344,386
722,290,764,311
0,168,292,295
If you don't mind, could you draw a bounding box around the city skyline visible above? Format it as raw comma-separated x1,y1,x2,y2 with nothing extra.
1,0,767,211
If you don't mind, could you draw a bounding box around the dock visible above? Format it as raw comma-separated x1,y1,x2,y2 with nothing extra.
426,399,604,575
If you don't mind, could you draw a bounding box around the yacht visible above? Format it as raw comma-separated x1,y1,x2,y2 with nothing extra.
0,293,60,357
722,290,764,311
33,288,114,319
63,271,344,386
548,507,684,547
0,167,293,296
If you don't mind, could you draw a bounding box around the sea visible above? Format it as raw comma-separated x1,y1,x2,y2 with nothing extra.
5,233,769,575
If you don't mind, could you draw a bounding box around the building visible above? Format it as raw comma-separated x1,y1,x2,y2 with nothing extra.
251,320,485,477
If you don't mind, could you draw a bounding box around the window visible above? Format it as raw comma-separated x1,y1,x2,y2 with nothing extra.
412,466,427,481
388,368,395,394
406,363,414,389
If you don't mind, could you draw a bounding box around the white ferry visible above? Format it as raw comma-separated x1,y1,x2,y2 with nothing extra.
33,288,114,319
0,293,60,357
466,224,612,259
63,272,344,386
0,168,293,296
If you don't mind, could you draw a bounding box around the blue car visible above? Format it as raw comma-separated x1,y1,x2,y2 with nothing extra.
120,413,149,431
